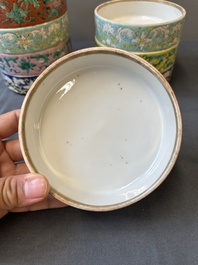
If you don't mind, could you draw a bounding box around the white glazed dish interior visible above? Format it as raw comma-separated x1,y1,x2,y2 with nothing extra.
96,0,185,25
19,47,182,211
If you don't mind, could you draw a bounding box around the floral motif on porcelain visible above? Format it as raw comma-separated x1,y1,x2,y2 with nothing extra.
95,37,178,81
0,0,67,28
138,45,178,81
0,13,70,54
0,39,71,76
1,72,38,94
95,17,184,52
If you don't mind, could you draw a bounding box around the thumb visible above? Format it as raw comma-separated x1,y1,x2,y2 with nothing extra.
0,174,49,210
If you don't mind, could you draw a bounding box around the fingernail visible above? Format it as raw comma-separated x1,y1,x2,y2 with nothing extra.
24,176,47,199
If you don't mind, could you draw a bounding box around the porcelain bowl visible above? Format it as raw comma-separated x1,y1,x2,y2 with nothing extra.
96,39,178,81
0,0,67,28
19,47,182,211
94,0,186,53
0,13,70,54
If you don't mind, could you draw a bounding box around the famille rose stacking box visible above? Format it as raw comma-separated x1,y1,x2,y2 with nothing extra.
0,0,70,94
94,0,186,81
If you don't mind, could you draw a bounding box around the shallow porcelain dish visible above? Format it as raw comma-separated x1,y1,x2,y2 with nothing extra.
19,47,182,211
94,0,186,52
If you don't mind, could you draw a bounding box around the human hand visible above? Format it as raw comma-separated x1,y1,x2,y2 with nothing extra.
0,110,66,219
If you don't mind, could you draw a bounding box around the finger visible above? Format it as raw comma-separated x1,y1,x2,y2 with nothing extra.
4,139,23,162
0,173,49,210
0,110,20,139
0,159,29,179
15,163,30,175
11,195,67,213
0,209,8,219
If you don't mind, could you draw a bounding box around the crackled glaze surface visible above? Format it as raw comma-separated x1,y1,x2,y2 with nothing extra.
0,0,67,28
0,13,70,54
95,0,185,52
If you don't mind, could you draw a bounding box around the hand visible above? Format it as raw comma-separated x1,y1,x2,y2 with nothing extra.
0,110,66,219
